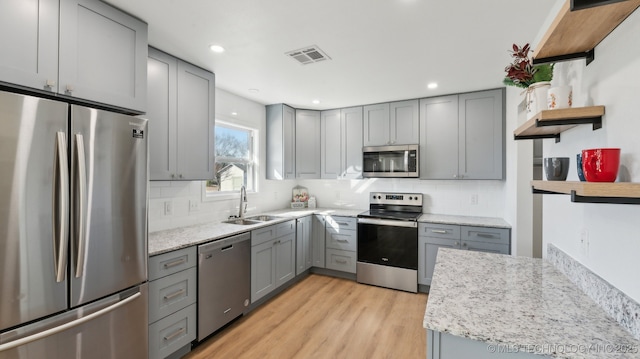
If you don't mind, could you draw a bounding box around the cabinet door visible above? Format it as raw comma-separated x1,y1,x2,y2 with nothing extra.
312,215,326,268
422,237,460,286
266,104,295,180
251,240,276,303
458,89,504,179
295,110,321,178
0,0,58,93
59,0,148,113
419,95,459,180
363,103,390,146
295,216,312,274
176,61,215,180
275,233,296,288
390,100,419,145
320,109,342,179
147,48,178,180
342,106,363,179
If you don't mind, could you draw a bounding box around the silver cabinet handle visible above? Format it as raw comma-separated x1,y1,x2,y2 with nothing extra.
431,229,448,234
453,174,458,178
45,79,56,90
454,242,460,246
462,242,467,247
163,327,185,342
0,292,141,352
476,233,498,238
336,239,349,243
163,289,186,301
335,259,347,264
65,85,74,95
163,258,186,269
53,132,69,283
74,134,87,278
336,222,349,226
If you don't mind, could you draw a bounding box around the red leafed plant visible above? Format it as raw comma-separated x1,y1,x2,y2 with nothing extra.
503,43,553,89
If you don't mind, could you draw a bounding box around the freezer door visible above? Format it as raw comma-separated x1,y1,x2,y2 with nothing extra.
0,284,148,359
0,91,69,332
70,105,148,307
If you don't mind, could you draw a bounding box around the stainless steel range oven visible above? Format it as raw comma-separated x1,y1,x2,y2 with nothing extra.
357,192,423,293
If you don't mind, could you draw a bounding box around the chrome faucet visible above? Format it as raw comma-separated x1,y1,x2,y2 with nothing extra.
238,185,247,218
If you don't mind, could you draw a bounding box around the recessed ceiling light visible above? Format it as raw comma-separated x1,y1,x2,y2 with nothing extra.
231,112,238,116
427,82,438,89
209,45,225,53
312,100,320,104
248,88,259,93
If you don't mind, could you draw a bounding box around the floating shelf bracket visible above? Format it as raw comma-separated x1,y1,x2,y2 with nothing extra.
570,191,640,205
571,0,629,11
533,49,595,66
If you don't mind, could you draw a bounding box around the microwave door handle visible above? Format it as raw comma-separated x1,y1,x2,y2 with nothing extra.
53,132,69,283
404,151,409,171
74,134,87,278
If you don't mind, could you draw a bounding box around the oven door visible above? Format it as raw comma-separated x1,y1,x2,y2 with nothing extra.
357,218,418,269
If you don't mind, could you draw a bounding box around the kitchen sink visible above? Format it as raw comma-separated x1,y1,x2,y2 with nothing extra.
223,218,260,225
245,215,282,222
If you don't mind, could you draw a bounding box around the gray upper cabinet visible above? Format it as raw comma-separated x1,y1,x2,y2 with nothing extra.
320,107,363,179
0,0,148,113
420,89,504,180
266,104,296,180
295,110,321,179
147,47,215,181
0,0,59,93
364,100,419,146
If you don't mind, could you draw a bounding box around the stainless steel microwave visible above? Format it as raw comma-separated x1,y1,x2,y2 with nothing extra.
362,145,419,178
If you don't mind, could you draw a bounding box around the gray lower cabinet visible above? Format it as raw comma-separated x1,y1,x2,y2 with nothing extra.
266,104,296,179
321,107,363,179
324,216,357,273
312,214,326,268
295,110,321,178
148,246,198,359
251,220,296,303
419,223,510,286
296,215,313,275
0,0,148,113
420,89,504,180
427,330,546,359
147,47,215,180
364,100,419,146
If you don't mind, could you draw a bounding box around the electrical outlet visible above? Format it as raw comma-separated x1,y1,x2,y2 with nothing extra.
189,200,199,212
164,201,173,216
470,194,478,205
579,229,589,256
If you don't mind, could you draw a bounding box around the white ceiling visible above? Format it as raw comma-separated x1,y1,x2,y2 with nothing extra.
105,0,556,110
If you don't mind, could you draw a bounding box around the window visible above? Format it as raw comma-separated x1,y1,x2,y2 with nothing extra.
205,121,256,195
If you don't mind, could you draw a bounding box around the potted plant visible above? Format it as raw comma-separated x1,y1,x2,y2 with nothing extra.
503,43,554,116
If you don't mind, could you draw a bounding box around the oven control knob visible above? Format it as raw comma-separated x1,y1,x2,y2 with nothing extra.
409,196,413,200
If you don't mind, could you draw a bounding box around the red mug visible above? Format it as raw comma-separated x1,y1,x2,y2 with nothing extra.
581,148,620,182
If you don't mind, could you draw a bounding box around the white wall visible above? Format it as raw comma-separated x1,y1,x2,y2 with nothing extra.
148,88,294,232
540,8,640,301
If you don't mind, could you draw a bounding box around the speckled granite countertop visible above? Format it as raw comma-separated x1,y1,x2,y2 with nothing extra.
419,213,511,228
148,207,364,256
423,249,639,358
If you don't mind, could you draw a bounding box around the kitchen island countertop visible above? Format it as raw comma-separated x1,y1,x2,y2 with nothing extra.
423,249,638,358
148,207,363,256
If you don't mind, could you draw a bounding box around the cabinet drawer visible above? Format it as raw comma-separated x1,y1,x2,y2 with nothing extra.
325,249,356,273
276,220,296,237
462,240,510,255
419,223,460,240
326,216,357,231
326,229,357,251
252,225,276,246
148,304,197,359
148,267,197,324
149,246,197,281
461,226,510,246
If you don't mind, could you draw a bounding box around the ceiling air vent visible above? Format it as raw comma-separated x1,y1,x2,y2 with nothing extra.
285,45,331,65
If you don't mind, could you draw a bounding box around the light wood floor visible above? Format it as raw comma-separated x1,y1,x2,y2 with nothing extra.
186,274,429,359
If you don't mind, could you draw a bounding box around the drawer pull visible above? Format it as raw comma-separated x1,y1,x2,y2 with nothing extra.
381,257,389,262
476,233,498,238
431,229,448,234
336,222,350,226
164,327,185,342
221,244,233,251
163,258,186,269
335,259,348,264
223,308,232,314
336,239,349,243
163,289,186,301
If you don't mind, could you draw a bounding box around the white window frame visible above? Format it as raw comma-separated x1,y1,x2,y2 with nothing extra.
202,120,258,201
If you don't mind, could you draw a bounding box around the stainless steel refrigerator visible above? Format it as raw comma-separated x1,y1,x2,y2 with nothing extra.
0,90,149,358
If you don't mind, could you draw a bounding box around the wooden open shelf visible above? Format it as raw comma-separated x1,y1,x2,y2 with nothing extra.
514,106,604,142
533,0,640,65
531,180,640,204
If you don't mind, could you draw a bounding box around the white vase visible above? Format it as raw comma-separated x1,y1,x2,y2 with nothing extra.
526,81,551,118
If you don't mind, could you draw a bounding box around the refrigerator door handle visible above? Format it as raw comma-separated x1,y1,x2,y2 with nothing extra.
53,132,70,283
74,133,87,278
0,292,141,353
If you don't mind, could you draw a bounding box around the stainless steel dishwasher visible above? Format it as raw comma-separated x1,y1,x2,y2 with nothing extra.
198,232,250,341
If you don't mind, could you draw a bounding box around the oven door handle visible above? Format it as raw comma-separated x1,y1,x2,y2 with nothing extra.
357,218,417,228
